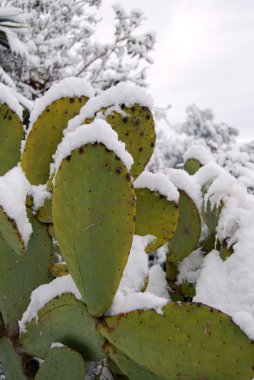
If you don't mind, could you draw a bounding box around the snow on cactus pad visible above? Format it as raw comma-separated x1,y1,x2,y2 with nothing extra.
21,78,94,185
134,172,179,253
98,303,254,380
67,82,155,178
19,293,105,362
52,120,135,316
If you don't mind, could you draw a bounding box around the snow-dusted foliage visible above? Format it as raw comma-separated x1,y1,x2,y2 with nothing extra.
148,105,243,175
0,1,155,98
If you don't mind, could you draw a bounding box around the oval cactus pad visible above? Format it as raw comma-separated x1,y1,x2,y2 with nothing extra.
99,303,254,380
135,188,179,253
53,144,136,316
21,96,88,185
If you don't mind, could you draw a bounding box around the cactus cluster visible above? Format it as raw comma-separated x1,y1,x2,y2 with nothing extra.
0,78,253,380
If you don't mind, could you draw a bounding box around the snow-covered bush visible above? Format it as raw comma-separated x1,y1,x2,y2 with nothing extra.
0,1,155,99
1,80,254,379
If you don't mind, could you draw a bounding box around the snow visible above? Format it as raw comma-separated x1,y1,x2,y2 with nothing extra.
0,166,32,247
50,342,64,349
29,184,51,212
177,249,205,285
134,171,179,203
106,236,169,316
28,77,95,130
193,165,254,339
165,168,202,211
145,265,170,300
193,161,224,188
183,145,213,165
52,119,134,177
19,275,82,333
0,83,23,120
66,82,153,134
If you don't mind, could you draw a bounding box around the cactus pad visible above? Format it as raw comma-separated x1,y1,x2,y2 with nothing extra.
53,143,136,316
106,105,155,178
35,347,86,380
36,198,52,224
20,293,105,361
21,96,88,185
99,303,254,380
0,337,27,380
135,188,179,253
168,190,201,262
108,347,164,380
0,210,53,335
0,206,25,255
50,263,69,277
184,158,202,175
0,104,24,176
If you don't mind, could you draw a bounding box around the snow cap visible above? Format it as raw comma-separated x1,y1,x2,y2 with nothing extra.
52,119,134,176
66,82,153,134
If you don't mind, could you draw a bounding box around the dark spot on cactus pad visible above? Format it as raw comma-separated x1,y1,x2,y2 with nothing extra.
122,117,128,123
145,113,151,120
124,132,129,136
66,155,71,161
125,173,131,181
115,155,120,160
133,118,140,126
8,115,12,120
184,227,190,235
69,97,75,103
46,108,50,112
140,131,144,137
133,216,136,222
104,161,110,170
115,167,122,174
64,110,68,114
150,142,155,148
121,104,126,110
79,146,84,154
139,147,143,152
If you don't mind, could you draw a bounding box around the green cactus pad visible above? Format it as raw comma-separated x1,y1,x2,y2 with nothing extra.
220,241,233,261
21,96,88,185
50,263,69,277
20,293,105,361
98,303,254,380
0,205,25,255
0,103,24,176
0,210,53,335
105,105,155,178
53,144,136,316
168,190,201,262
35,347,86,380
202,198,221,252
108,347,164,380
0,337,27,380
184,158,202,175
36,198,52,224
135,188,178,253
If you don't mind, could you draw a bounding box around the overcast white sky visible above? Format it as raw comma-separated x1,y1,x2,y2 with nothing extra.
97,1,254,141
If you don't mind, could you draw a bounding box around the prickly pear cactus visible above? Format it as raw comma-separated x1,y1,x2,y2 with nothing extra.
0,80,253,380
